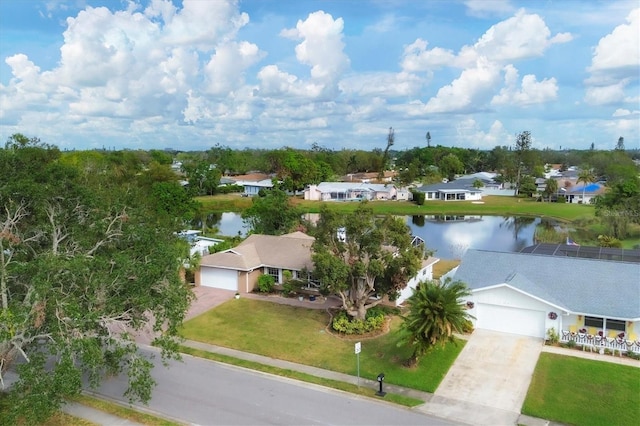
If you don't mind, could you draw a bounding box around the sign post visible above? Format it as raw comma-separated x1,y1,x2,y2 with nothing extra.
354,342,361,386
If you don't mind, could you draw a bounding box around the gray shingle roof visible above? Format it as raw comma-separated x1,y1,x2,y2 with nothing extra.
416,178,482,192
454,249,640,320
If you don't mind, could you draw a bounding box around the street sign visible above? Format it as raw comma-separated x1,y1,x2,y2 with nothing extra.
354,342,361,354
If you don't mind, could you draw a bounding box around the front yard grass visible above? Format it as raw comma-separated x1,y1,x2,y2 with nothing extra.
522,353,640,426
180,298,464,393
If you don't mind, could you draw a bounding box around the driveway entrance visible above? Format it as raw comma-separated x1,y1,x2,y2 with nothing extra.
421,329,543,424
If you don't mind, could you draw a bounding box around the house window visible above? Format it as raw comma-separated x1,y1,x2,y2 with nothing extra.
267,267,279,282
606,319,626,332
584,316,603,328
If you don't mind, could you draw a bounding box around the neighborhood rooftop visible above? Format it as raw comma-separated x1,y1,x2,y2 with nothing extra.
520,243,640,263
454,249,640,320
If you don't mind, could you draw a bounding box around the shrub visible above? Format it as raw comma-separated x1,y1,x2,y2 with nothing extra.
281,279,304,297
411,190,425,205
257,274,275,293
331,308,386,335
626,351,640,360
566,339,576,348
546,327,559,344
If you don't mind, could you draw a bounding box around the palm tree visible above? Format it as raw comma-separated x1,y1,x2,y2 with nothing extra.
577,168,595,204
543,178,558,202
397,278,472,368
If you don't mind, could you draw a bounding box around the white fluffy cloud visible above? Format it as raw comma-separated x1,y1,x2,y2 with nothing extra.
402,9,569,113
281,11,350,85
584,8,639,105
425,58,502,113
491,65,558,106
471,9,572,63
455,119,511,149
0,1,637,151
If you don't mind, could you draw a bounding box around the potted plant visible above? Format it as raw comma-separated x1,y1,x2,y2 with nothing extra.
235,292,240,299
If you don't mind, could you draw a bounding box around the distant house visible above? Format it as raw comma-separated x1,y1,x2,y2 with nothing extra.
564,183,606,204
341,171,397,183
452,246,640,348
415,178,483,201
304,182,398,201
225,173,274,196
177,230,224,257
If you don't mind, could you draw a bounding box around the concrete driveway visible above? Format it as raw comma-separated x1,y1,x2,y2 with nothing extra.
420,329,543,425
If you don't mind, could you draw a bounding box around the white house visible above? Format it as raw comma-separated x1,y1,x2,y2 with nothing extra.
304,182,398,201
416,178,483,201
395,257,440,305
564,183,606,204
453,245,640,352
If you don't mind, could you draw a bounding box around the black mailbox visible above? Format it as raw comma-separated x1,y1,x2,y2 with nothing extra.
376,373,386,397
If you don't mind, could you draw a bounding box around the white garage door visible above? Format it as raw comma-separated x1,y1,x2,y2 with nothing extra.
476,303,545,338
200,267,238,291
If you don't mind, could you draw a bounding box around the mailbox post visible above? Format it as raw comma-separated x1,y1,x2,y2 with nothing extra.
376,373,386,397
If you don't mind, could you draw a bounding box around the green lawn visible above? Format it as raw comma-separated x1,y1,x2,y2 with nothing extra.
196,194,595,222
522,353,640,426
180,298,464,393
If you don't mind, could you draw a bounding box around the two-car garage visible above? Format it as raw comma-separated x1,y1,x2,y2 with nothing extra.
475,303,546,338
199,267,238,291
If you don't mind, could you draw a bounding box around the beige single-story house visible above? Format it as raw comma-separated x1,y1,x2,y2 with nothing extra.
197,231,439,307
453,245,640,352
197,232,314,293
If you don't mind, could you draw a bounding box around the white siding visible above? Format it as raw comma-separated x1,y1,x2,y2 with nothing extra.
470,285,554,338
476,304,546,338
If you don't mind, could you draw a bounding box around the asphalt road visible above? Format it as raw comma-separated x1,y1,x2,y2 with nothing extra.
93,347,458,426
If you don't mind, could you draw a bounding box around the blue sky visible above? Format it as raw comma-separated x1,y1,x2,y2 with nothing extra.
0,0,638,152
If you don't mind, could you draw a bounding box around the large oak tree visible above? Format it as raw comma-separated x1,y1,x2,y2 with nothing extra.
311,203,424,321
0,135,193,423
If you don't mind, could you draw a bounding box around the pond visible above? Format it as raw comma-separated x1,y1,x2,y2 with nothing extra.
191,212,556,259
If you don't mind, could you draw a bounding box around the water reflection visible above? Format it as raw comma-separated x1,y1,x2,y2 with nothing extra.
202,213,543,260
406,215,540,259
192,212,249,237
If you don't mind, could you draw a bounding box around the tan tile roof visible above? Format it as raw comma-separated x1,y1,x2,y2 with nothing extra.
200,232,315,271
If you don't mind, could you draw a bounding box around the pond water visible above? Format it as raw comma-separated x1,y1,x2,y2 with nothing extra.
192,212,552,259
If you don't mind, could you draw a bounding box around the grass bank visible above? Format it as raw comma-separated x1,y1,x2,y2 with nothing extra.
196,194,594,222
522,353,640,426
180,298,464,393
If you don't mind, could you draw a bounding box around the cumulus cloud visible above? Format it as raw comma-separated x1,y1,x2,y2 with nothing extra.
587,8,639,79
455,119,511,149
612,108,640,117
402,9,569,113
491,64,558,106
339,71,422,98
584,79,630,105
471,9,572,63
584,8,639,105
401,39,458,72
280,11,350,86
204,41,264,95
425,58,502,113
